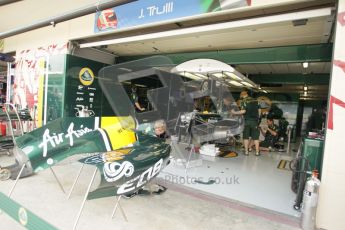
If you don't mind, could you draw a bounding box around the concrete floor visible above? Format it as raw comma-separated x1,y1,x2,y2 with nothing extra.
160,141,300,217
0,153,300,230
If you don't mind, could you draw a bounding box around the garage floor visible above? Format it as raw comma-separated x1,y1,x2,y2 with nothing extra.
0,152,300,230
159,141,301,217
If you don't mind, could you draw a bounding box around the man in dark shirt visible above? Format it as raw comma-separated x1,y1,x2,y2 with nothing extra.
259,118,279,151
131,86,145,112
231,90,261,156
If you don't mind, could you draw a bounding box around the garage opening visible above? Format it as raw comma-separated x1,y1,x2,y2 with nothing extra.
66,3,334,219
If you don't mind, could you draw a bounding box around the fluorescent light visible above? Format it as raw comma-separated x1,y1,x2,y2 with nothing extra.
263,90,268,93
213,73,224,78
304,91,308,96
241,81,253,87
135,84,146,87
303,85,308,91
228,80,243,87
180,72,206,79
224,72,242,81
79,8,331,48
303,62,309,68
193,73,207,79
181,72,203,80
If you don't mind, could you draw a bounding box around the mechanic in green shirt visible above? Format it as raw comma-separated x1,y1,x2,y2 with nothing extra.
231,90,261,156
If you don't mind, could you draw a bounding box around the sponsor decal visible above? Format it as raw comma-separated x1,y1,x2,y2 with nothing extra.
102,151,125,162
118,159,163,194
97,8,118,30
18,207,28,226
104,161,134,182
83,154,104,164
102,158,164,194
38,123,93,157
79,68,95,86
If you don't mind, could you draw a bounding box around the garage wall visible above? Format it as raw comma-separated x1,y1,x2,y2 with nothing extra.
3,14,94,53
316,1,345,229
0,0,97,32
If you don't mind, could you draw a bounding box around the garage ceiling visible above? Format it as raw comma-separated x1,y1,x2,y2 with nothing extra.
104,16,333,56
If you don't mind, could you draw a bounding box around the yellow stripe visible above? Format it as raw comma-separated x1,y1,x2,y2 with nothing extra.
100,116,137,150
277,160,291,170
283,160,286,169
0,39,4,52
278,160,286,169
36,59,45,128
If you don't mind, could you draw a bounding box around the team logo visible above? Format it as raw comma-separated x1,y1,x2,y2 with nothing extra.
18,207,28,226
79,67,95,86
97,9,118,31
103,161,134,182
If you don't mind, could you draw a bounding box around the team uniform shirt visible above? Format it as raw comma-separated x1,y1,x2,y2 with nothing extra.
240,97,260,121
131,92,139,104
240,96,260,140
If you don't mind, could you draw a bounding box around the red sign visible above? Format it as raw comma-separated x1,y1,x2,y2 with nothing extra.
327,95,345,130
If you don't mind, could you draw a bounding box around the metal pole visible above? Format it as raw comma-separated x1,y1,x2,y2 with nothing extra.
118,197,128,222
185,144,195,171
111,196,121,219
49,167,66,194
6,62,12,104
8,163,26,198
0,0,136,39
111,195,128,221
287,127,291,154
73,167,97,230
43,56,49,126
67,164,85,199
6,103,24,136
3,104,16,142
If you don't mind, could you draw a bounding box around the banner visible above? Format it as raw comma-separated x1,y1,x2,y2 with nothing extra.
14,43,69,127
94,0,251,33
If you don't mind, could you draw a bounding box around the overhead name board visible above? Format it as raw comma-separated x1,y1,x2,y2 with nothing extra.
94,0,251,33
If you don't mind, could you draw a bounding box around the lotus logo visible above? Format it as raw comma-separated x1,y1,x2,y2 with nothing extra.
79,67,95,86
18,207,28,226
